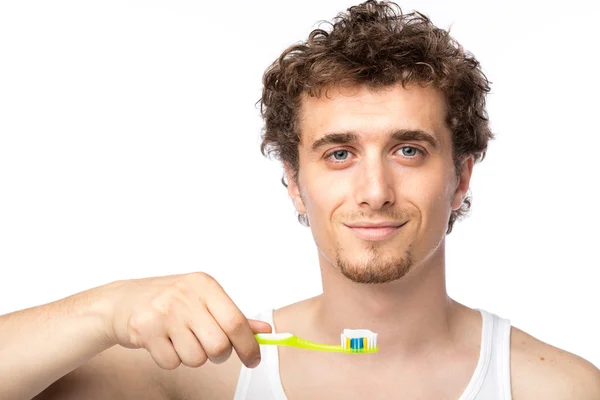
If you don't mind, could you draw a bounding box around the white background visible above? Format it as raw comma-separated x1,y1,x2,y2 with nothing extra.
0,0,598,369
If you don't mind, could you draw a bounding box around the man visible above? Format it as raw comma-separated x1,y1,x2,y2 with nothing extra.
0,1,598,399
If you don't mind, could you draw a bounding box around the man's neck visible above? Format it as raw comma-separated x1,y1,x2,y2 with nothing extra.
308,242,459,360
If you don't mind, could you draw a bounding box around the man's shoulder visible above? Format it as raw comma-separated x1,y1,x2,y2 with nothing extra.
510,325,600,399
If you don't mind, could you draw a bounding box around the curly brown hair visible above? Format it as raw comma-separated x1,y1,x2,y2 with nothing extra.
259,0,493,234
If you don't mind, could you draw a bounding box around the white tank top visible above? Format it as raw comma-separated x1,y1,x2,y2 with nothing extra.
234,308,512,400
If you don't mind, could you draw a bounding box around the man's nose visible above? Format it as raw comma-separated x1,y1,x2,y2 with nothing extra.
353,158,396,210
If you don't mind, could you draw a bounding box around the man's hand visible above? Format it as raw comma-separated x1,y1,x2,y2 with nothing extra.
104,272,272,370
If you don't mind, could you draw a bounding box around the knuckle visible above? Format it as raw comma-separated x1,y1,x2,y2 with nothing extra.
190,271,215,286
197,354,209,368
161,357,181,370
205,341,233,362
150,291,185,317
172,279,194,297
151,349,181,370
127,311,157,344
171,275,209,307
183,351,208,368
222,314,247,336
176,272,218,303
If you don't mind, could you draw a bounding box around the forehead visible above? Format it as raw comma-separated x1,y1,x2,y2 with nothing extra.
298,83,450,147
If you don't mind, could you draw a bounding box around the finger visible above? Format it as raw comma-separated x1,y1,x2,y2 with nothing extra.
188,309,233,365
145,336,182,370
248,319,273,334
203,283,262,368
168,326,208,368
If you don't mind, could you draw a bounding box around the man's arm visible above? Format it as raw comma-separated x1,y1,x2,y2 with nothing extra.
0,286,113,399
0,272,270,400
511,326,600,399
565,357,600,399
33,346,171,400
0,284,167,400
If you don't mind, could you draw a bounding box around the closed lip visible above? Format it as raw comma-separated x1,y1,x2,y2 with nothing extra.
344,221,407,228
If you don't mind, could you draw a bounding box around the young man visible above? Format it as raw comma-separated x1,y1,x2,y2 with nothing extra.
1,1,598,399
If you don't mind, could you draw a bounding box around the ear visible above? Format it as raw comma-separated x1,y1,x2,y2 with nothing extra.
283,163,307,214
451,155,474,211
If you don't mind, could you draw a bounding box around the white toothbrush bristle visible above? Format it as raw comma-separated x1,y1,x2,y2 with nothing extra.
340,329,378,352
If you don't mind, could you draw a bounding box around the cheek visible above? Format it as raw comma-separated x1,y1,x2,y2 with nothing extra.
300,171,349,247
302,169,348,216
403,170,453,216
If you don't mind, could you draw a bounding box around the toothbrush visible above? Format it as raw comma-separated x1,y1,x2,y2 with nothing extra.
255,329,378,353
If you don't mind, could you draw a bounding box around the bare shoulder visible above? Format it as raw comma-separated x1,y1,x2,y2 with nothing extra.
510,325,600,399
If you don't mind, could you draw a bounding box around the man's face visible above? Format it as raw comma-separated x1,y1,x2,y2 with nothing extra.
285,83,472,284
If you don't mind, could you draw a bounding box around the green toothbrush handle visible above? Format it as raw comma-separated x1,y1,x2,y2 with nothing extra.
255,333,377,353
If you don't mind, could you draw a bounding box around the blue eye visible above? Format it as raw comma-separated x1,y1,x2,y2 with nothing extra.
399,146,420,157
331,150,349,161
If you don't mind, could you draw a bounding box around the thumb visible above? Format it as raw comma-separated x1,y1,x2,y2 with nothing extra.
248,319,273,334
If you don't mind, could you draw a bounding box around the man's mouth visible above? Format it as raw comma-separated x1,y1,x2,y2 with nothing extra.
344,221,407,241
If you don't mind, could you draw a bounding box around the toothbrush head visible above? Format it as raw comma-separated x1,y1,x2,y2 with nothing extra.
341,329,378,353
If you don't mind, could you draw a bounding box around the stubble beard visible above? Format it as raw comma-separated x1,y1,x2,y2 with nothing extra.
335,243,413,284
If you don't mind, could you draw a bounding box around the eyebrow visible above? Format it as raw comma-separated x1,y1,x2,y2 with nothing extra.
309,129,440,152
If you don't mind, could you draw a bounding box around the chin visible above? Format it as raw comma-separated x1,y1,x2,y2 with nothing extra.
335,248,414,284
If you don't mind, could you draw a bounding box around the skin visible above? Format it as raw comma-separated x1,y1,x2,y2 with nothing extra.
282,82,471,360
32,82,600,399
272,82,481,397
272,82,600,399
